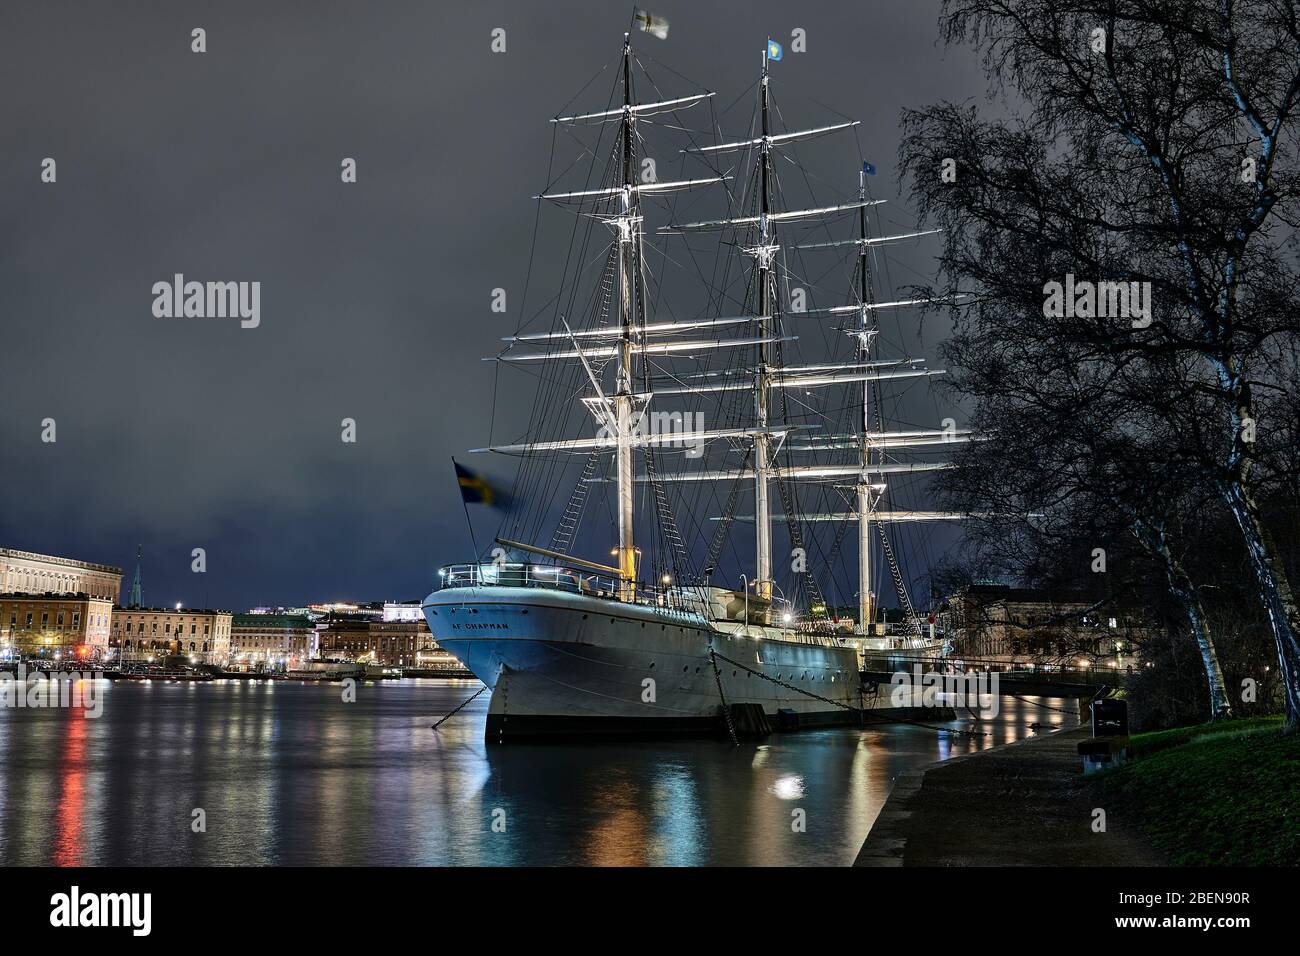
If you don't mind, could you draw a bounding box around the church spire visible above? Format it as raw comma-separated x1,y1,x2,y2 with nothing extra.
128,545,142,609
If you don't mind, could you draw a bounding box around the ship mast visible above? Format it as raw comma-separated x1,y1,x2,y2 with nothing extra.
856,169,874,637
752,47,776,604
615,33,639,601
486,37,730,598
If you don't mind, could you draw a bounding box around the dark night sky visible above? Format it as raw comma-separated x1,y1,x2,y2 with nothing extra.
0,1,987,610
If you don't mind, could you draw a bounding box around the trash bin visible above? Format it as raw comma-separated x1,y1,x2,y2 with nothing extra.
1090,697,1128,737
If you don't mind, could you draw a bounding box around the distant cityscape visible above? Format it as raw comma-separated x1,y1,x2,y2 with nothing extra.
0,545,463,674
1,544,1150,678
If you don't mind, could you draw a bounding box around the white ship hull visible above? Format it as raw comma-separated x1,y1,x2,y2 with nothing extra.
423,584,864,741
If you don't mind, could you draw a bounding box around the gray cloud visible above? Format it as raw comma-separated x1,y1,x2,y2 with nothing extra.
0,1,985,609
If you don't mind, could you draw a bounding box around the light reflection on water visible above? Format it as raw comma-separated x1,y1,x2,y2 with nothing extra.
0,678,1077,866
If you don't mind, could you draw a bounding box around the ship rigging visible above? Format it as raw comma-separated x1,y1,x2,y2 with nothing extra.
424,28,980,740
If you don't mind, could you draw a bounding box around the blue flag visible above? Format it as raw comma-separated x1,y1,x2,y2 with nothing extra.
862,160,877,176
767,39,783,61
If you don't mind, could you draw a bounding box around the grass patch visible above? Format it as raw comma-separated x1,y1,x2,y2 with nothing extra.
1100,716,1299,865
1128,716,1285,757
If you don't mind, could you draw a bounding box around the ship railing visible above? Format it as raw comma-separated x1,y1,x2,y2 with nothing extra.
861,652,1112,681
798,621,939,638
437,563,705,621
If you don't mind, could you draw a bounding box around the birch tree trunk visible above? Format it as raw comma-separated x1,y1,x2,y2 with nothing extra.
1221,480,1300,728
1136,521,1232,720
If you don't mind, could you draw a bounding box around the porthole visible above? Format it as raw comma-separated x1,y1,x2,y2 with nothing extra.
682,665,689,673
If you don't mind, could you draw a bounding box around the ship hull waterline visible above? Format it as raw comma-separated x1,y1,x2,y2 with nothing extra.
423,584,914,742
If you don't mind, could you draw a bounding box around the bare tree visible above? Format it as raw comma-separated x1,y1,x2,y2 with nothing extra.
901,0,1300,724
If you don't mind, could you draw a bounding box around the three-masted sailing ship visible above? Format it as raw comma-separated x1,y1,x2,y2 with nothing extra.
423,28,968,741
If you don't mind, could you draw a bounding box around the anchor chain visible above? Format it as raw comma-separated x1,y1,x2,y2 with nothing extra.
710,649,988,737
430,683,488,731
708,646,739,746
712,649,862,715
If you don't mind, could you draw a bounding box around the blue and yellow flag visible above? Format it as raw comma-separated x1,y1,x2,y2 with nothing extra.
862,160,877,176
633,8,669,40
455,461,510,509
767,39,783,61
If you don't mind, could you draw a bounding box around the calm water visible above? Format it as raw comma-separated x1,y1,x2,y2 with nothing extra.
0,678,1076,866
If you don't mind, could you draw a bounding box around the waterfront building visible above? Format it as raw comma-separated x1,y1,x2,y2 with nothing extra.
382,601,424,622
111,607,233,663
248,605,316,619
318,615,430,667
942,583,1146,665
367,621,424,667
0,547,122,602
414,642,465,671
0,593,113,659
307,601,378,619
317,616,370,660
229,613,315,668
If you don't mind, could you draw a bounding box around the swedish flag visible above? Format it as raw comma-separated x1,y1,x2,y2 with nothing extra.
767,39,783,61
455,461,509,509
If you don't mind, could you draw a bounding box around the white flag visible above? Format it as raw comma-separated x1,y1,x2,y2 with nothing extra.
633,8,669,40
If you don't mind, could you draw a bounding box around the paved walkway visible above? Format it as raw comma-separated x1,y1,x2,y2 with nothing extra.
855,726,1163,866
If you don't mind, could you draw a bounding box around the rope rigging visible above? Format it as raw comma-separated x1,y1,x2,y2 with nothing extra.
477,37,955,632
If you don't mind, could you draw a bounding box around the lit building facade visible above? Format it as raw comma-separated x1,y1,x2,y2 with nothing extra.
0,547,122,602
414,644,467,671
318,616,429,667
317,618,370,660
0,593,113,659
942,583,1146,665
368,621,423,667
229,614,315,668
382,602,424,622
111,607,233,663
